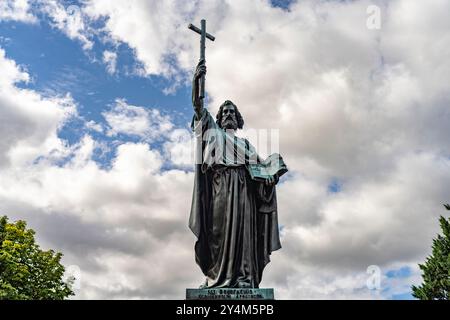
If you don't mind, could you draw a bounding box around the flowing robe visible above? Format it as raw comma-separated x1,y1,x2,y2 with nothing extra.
189,108,281,288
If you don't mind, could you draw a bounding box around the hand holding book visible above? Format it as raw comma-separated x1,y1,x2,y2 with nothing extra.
248,153,288,185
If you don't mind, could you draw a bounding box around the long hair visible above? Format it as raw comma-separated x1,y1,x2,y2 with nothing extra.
215,100,244,129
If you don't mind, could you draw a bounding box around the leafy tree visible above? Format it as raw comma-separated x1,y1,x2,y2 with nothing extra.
412,205,450,300
0,215,74,300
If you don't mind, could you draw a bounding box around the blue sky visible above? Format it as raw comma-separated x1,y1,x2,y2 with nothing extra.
1,0,448,300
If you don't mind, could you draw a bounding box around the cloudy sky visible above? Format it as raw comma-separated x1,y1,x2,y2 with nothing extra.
1,0,449,299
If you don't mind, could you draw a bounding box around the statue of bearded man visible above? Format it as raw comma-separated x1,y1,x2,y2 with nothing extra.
189,60,285,289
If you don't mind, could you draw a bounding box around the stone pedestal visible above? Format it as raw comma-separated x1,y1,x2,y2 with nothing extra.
186,288,274,300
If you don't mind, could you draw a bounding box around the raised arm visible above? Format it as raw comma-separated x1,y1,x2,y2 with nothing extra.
192,59,206,119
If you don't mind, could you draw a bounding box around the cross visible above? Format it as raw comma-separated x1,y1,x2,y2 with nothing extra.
188,19,215,100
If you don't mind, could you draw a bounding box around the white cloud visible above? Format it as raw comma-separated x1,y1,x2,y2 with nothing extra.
102,98,173,141
0,47,30,85
0,47,76,168
39,0,94,50
0,140,195,299
82,0,199,78
0,0,37,23
163,128,195,168
85,120,104,133
102,50,117,75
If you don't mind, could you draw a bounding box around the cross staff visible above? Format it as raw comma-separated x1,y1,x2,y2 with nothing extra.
188,19,215,100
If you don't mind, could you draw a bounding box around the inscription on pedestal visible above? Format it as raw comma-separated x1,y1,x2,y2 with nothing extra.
186,288,274,300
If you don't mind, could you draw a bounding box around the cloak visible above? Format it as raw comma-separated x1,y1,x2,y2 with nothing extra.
189,108,282,288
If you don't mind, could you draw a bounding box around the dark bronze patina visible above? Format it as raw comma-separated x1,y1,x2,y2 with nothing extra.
188,20,286,289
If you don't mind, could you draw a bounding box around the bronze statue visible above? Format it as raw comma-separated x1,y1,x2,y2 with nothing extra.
188,19,287,289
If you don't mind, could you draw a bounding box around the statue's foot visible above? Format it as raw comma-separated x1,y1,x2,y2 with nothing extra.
237,282,252,288
199,279,208,289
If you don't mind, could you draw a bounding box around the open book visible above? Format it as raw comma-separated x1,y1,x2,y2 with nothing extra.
247,153,288,182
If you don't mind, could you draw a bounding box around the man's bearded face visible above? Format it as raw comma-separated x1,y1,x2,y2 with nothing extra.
221,105,238,130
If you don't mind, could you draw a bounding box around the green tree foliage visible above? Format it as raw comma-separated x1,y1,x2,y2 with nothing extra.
412,205,450,300
0,216,74,300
